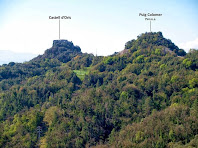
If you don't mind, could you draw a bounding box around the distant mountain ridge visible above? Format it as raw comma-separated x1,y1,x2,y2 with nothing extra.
0,50,37,65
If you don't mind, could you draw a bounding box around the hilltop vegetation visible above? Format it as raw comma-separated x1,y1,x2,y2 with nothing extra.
0,32,197,148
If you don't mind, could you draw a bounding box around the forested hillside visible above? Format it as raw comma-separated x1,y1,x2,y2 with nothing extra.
0,32,197,148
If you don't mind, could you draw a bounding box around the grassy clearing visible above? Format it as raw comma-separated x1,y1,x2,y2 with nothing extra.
73,67,91,80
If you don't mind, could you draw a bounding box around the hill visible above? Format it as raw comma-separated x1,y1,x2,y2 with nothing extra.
33,40,82,63
0,32,197,147
124,32,186,56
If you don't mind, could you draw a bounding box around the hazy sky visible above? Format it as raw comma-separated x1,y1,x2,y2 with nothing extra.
0,0,198,56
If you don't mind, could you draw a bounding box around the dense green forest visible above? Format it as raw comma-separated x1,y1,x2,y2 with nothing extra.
0,32,197,148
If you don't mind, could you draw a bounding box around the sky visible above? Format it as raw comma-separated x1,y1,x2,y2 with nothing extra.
0,0,198,56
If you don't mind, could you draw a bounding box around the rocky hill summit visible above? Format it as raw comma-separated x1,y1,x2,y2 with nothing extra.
33,40,81,63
